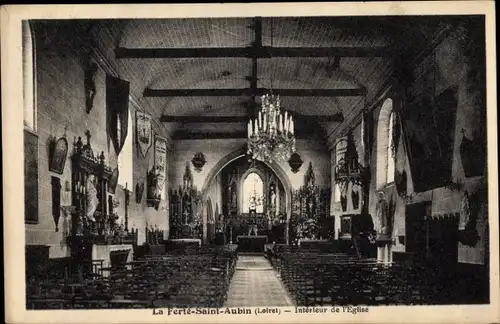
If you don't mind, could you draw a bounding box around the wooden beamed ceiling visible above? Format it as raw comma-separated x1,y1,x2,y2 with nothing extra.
115,45,393,59
144,87,366,97
113,17,396,140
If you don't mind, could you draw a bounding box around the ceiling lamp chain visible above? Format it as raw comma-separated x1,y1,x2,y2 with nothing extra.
247,18,296,163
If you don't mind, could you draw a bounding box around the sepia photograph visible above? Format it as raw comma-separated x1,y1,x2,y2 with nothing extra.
2,2,498,324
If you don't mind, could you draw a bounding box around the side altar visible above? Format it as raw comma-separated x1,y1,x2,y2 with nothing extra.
169,163,203,241
67,131,137,279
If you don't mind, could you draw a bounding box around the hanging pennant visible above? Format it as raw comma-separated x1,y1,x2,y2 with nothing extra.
136,110,153,158
106,75,130,156
154,135,168,194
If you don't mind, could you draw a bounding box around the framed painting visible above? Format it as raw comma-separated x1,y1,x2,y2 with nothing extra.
49,136,68,174
25,130,39,224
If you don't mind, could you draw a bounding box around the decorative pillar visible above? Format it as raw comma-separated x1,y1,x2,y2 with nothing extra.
285,219,289,245
362,108,372,216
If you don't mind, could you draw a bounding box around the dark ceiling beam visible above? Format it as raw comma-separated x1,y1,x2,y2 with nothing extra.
172,131,248,140
247,17,261,117
115,46,393,59
144,87,366,97
171,129,318,140
161,113,344,123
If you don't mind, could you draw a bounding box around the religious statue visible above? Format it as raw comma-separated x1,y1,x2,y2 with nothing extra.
375,191,389,238
269,185,277,209
231,189,237,209
85,174,98,221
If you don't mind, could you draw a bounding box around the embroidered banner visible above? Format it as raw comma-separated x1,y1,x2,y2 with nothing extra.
106,75,130,156
136,110,152,158
154,135,168,194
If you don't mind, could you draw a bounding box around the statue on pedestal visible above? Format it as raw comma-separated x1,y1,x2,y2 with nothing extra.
86,174,98,222
375,191,390,240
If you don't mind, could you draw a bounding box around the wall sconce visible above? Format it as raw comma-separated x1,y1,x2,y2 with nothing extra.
191,152,206,172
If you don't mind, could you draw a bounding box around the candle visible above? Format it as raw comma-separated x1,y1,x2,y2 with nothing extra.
290,120,294,134
248,121,251,137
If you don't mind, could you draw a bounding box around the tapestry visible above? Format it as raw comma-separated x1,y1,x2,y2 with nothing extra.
136,110,152,158
154,135,168,194
401,54,459,192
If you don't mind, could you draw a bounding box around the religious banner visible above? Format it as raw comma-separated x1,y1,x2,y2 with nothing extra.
154,135,168,194
136,110,152,158
106,75,130,156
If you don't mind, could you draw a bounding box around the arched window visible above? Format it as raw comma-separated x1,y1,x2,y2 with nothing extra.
376,98,395,188
23,21,36,131
117,108,134,191
334,137,347,201
386,112,395,184
242,172,264,213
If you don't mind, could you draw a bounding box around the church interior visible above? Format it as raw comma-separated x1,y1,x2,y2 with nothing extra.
23,15,489,309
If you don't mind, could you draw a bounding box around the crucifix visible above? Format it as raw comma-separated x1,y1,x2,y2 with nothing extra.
182,210,190,225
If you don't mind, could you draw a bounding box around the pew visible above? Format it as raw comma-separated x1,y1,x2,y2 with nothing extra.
26,245,238,309
271,247,448,306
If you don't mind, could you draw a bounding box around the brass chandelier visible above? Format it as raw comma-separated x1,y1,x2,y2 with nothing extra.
247,93,296,162
246,18,296,163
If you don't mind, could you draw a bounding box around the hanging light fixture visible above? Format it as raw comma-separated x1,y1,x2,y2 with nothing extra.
247,18,296,162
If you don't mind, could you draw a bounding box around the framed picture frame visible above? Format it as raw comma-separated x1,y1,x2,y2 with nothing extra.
49,136,69,174
25,129,39,224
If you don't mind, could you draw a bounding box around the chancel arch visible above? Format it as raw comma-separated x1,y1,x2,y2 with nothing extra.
200,146,292,221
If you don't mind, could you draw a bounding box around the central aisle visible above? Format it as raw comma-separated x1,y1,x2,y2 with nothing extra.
224,255,294,307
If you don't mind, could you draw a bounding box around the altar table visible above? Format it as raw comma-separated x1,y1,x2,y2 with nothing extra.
92,244,133,276
236,235,268,253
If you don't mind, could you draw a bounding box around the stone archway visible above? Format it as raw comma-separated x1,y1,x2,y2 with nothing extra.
200,146,293,244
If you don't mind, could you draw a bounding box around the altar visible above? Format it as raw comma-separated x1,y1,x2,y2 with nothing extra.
236,235,268,253
92,244,133,275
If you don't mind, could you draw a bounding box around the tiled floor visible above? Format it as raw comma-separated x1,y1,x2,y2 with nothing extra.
224,255,294,307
